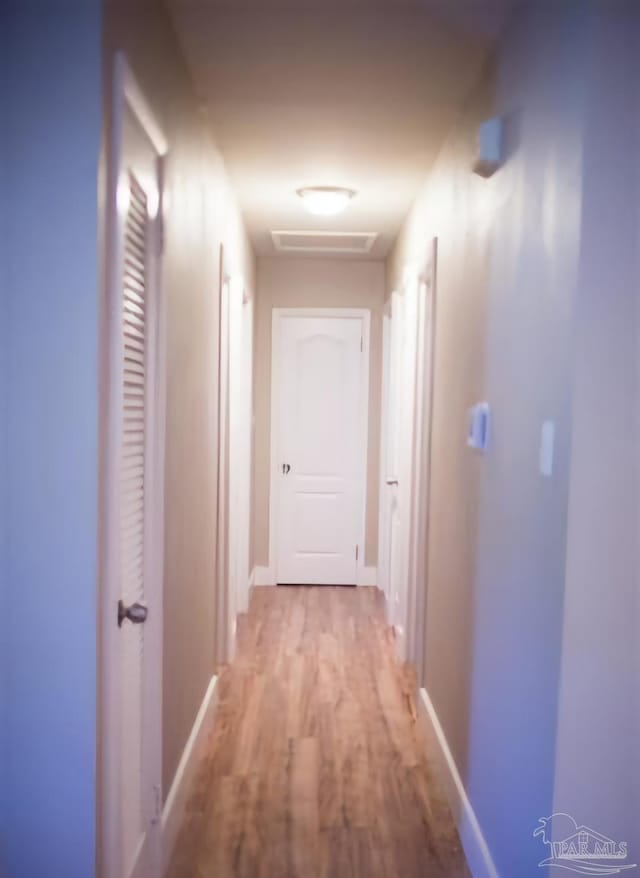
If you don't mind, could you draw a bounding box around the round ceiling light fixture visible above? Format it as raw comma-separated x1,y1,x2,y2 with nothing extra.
296,186,357,217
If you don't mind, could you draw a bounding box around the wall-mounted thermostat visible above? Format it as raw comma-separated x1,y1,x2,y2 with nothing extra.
468,402,491,452
473,117,503,178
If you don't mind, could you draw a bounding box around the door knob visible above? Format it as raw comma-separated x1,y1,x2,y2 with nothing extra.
118,600,148,628
282,463,291,475
385,477,399,486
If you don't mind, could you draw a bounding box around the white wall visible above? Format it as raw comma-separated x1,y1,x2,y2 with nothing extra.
0,7,8,873
464,6,588,871
553,0,640,848
252,257,385,571
388,1,640,873
2,4,102,876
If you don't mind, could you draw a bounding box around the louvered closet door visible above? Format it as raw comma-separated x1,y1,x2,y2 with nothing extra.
115,103,162,878
120,168,149,878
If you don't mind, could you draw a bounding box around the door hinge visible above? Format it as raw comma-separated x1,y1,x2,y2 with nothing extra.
360,336,363,353
151,785,162,824
355,545,359,561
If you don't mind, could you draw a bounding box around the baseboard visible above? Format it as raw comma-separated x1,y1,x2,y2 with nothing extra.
380,586,390,620
357,565,377,586
417,688,499,878
394,623,407,662
253,565,276,586
161,674,219,873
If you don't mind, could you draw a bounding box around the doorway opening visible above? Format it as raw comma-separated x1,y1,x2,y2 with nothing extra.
378,241,437,665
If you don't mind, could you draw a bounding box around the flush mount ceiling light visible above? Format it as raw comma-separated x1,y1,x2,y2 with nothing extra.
296,186,357,217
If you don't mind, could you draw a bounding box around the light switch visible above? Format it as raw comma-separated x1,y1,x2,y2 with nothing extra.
539,421,555,477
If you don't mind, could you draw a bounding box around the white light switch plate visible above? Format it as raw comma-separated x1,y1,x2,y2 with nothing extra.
540,421,555,477
467,402,491,452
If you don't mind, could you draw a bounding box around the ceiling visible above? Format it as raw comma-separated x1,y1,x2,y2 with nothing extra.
168,0,514,259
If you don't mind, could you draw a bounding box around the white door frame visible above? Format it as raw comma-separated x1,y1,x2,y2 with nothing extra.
99,53,168,878
406,239,437,682
215,258,231,664
395,277,416,659
268,308,370,585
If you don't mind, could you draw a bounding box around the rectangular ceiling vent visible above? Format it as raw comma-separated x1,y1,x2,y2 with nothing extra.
271,230,377,255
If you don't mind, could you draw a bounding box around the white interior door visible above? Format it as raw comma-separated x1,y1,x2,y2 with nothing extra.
377,310,392,602
102,57,166,878
385,292,407,651
274,313,366,585
381,253,437,665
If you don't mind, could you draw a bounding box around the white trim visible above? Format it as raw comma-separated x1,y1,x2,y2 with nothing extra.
161,675,219,874
357,565,377,586
118,56,168,156
228,275,254,621
253,565,276,587
99,52,168,878
268,308,370,586
406,239,437,684
417,688,499,878
215,257,233,665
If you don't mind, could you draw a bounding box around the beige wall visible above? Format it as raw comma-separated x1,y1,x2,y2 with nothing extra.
252,257,385,570
391,63,523,819
103,0,255,798
387,77,494,789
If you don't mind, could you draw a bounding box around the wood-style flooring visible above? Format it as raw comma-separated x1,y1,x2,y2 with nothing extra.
167,586,470,878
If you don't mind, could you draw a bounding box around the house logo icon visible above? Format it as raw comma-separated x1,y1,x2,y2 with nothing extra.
534,813,637,874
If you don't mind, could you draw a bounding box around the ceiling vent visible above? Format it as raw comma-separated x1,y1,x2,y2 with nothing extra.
271,230,377,255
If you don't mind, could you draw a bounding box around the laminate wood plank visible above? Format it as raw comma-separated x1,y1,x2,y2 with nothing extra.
166,586,470,878
290,737,320,878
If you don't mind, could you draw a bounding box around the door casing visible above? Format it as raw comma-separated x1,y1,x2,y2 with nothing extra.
268,308,370,586
406,240,437,683
215,262,231,664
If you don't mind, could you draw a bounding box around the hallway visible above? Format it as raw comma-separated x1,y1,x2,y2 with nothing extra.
167,587,470,878
2,2,640,876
